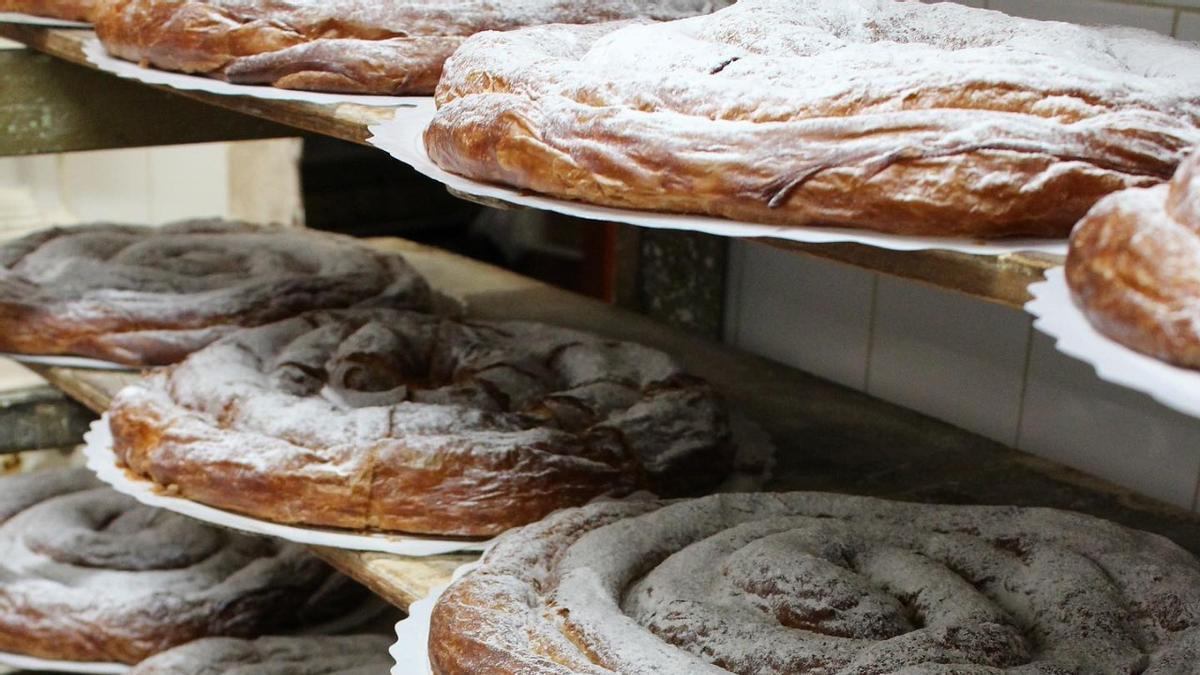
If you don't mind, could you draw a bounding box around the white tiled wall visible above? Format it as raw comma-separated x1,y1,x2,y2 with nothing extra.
727,1,1200,511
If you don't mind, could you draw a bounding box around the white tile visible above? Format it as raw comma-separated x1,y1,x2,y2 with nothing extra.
1020,334,1200,510
147,143,230,224
725,242,875,391
866,277,1031,446
990,0,1176,33
1178,11,1200,40
58,148,151,223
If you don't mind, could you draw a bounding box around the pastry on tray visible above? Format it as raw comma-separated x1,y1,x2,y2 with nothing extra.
0,220,430,366
430,491,1200,674
130,634,394,674
425,0,1200,238
0,0,94,22
94,0,732,95
109,308,736,536
0,468,364,665
1067,148,1200,368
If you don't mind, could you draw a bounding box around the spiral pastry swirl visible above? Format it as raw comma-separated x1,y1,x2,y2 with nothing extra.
109,308,734,536
1067,149,1200,368
0,469,356,664
0,220,430,366
130,635,394,674
430,493,1200,674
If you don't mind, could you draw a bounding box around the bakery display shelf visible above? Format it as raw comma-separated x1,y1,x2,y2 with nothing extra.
24,236,1200,615
0,23,1062,311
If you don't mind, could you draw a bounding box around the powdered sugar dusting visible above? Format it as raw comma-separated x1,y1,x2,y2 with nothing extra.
429,0,1200,238
130,634,393,675
432,492,1200,674
0,469,347,664
0,220,430,365
109,308,735,535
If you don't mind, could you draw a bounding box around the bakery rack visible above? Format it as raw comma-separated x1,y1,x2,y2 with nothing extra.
3,23,1199,621
0,23,1058,310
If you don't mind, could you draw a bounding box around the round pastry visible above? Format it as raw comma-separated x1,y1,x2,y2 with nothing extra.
108,308,735,536
431,492,1200,674
130,635,393,674
0,468,360,664
0,0,93,21
1066,148,1200,368
426,0,1200,238
94,0,732,95
0,220,430,366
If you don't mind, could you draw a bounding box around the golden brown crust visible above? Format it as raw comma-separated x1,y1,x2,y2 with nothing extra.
93,0,731,95
0,0,95,22
426,1,1200,238
429,494,1200,674
108,309,735,536
0,469,359,665
0,221,430,366
1067,149,1200,368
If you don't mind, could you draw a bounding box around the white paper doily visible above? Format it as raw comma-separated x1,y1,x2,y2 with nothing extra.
0,652,127,674
0,352,137,372
367,101,1068,257
82,37,422,108
0,12,88,27
390,563,479,675
1027,268,1200,419
83,416,493,557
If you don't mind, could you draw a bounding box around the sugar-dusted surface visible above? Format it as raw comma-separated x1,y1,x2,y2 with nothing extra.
108,308,735,536
130,634,393,675
0,468,354,665
428,0,1200,238
0,220,430,366
431,492,1200,674
95,0,731,95
1066,149,1200,368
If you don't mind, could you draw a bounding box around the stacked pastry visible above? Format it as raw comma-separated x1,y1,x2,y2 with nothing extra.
0,468,371,666
425,0,1200,238
0,0,94,22
429,492,1200,673
94,0,732,94
1067,148,1200,369
0,220,430,365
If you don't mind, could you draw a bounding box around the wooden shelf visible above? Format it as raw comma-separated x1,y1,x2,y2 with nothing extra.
27,237,1200,612
0,24,1060,310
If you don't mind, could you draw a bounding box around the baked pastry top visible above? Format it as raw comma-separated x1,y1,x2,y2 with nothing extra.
426,0,1200,238
130,634,394,675
0,469,359,664
0,0,93,21
430,492,1200,674
109,308,735,536
1067,148,1200,368
95,0,732,95
0,220,430,365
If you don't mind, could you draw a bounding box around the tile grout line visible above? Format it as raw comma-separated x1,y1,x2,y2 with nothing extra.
1011,320,1037,451
861,274,881,394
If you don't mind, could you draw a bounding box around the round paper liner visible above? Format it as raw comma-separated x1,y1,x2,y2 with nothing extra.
1026,268,1200,419
83,415,494,557
0,11,88,27
81,37,423,109
390,562,480,675
0,597,391,674
367,100,1069,258
0,352,137,372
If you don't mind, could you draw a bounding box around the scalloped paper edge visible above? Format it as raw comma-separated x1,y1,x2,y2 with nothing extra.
1026,267,1200,419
